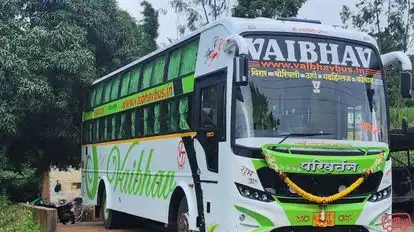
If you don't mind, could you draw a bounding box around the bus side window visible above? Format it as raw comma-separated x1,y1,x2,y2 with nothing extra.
118,113,126,139
167,99,179,132
179,97,190,130
144,106,154,136
131,110,136,137
94,120,99,143
111,115,117,140
137,108,144,136
154,103,161,134
200,85,218,129
99,118,105,141
102,81,112,104
124,111,132,139
89,122,93,143
104,116,109,141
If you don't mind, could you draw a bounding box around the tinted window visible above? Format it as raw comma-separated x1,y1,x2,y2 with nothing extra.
179,97,190,130
151,57,165,86
142,62,153,90
168,49,181,80
94,84,104,106
143,106,153,135
110,78,120,101
89,89,96,108
103,81,112,103
201,86,218,129
120,73,130,97
180,42,198,75
129,68,140,94
167,99,179,132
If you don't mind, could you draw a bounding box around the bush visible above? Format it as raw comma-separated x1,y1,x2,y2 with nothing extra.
0,196,42,232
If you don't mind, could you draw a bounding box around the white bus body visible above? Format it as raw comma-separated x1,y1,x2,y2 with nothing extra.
81,17,413,232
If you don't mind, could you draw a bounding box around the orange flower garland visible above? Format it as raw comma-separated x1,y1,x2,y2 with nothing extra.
263,152,386,226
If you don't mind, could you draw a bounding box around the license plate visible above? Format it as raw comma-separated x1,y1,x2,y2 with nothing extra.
312,212,335,227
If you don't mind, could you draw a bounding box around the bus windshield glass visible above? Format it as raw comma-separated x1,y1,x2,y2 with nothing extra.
234,34,387,144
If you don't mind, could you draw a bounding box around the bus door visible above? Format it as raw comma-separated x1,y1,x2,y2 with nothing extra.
192,70,226,229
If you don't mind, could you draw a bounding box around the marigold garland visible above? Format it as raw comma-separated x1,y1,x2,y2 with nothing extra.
263,150,386,226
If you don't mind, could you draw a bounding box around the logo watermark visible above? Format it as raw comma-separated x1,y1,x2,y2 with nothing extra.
381,213,411,232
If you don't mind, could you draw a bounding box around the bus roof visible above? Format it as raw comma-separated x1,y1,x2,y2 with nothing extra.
92,16,378,86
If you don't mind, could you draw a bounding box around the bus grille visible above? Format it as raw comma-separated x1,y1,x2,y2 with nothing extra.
276,196,366,204
257,167,383,203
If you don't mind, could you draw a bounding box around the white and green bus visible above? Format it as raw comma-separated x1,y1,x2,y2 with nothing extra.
81,17,413,232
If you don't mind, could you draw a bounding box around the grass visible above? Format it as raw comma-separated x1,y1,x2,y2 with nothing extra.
0,196,42,232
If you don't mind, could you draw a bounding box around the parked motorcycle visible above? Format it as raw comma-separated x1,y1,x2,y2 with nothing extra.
42,199,75,224
55,199,76,224
31,196,82,224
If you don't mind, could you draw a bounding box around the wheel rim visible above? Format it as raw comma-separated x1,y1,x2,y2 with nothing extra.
177,212,189,232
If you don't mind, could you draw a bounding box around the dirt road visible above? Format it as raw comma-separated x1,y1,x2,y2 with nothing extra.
57,222,150,232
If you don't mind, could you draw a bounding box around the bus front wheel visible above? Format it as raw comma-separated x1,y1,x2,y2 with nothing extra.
177,198,189,232
100,191,121,229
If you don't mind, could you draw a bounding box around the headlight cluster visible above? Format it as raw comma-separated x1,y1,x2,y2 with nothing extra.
235,183,274,202
368,186,391,202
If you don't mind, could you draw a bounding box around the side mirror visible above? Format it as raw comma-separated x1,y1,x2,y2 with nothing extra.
400,71,412,98
234,54,248,86
402,117,409,134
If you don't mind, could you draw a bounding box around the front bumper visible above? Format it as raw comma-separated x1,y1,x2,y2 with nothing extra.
233,196,391,232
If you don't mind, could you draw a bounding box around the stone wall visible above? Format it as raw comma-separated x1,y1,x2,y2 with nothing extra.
20,203,57,232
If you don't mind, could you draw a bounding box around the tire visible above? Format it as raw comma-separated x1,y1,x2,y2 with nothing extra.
100,190,121,229
176,198,189,232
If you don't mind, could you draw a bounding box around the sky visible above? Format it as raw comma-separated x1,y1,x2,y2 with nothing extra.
117,0,359,46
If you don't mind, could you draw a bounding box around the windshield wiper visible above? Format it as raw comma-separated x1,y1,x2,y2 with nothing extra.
278,132,334,144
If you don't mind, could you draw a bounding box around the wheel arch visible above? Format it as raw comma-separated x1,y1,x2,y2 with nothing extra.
96,177,114,215
168,181,198,230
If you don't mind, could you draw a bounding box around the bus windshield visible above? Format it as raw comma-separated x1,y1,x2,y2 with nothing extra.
234,34,387,144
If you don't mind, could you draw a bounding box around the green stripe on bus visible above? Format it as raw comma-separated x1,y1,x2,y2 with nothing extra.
234,205,274,227
83,75,194,121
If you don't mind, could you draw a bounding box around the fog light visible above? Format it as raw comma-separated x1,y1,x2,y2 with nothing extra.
235,183,274,203
369,186,391,202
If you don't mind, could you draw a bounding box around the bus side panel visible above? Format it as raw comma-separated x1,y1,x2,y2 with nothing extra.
89,135,194,224
195,24,231,78
81,144,100,206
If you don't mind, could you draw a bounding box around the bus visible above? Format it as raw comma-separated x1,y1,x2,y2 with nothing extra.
81,17,414,232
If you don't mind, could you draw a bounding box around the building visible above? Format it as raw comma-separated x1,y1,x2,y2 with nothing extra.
41,167,82,204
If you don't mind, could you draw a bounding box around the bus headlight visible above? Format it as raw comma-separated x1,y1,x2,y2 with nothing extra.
368,186,391,202
235,183,274,202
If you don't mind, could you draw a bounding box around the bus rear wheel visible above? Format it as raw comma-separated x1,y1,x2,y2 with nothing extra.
100,191,121,229
177,198,189,232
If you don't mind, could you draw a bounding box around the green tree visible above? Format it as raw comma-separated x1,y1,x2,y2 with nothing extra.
340,0,414,108
232,0,307,18
139,0,160,55
0,0,159,201
170,0,230,37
